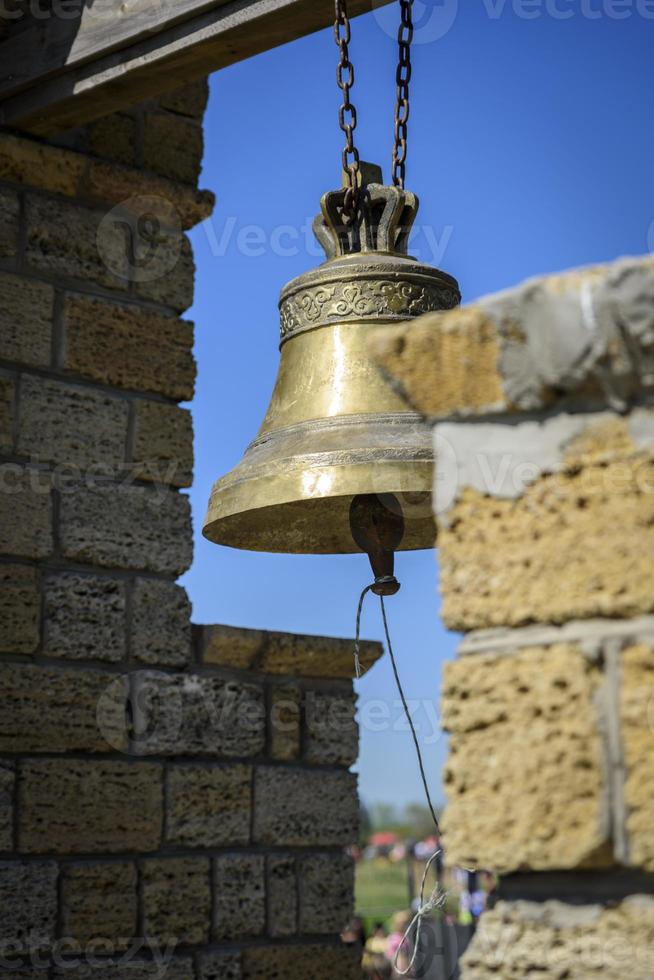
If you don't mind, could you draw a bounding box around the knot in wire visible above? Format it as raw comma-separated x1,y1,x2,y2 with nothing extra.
394,851,447,976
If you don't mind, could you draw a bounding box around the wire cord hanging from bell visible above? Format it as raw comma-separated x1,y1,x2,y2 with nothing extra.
354,584,441,835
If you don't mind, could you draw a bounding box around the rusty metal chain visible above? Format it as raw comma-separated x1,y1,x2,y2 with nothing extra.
392,0,414,189
334,0,415,206
334,0,360,219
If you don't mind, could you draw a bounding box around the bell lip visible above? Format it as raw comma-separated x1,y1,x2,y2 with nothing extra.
202,459,436,555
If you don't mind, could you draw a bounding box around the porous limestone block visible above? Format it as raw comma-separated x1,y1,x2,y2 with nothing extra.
63,295,195,399
298,853,354,935
132,401,193,488
197,952,241,980
241,945,361,980
0,663,127,753
17,376,128,470
18,759,163,854
461,897,654,979
0,133,85,195
131,579,191,668
166,765,252,848
159,80,210,119
0,862,58,953
253,767,358,847
59,483,192,575
61,863,137,950
0,271,53,368
88,113,137,166
0,761,14,849
132,672,264,758
267,855,297,937
0,467,52,559
270,685,301,761
44,572,126,662
441,644,610,873
83,160,213,232
0,185,20,257
621,644,654,871
304,689,358,767
132,232,195,314
213,855,265,941
435,409,654,631
142,857,211,946
201,624,381,679
0,563,40,654
25,194,128,291
0,372,15,452
143,112,204,186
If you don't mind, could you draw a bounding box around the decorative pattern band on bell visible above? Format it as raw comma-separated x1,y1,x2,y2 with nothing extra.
203,164,460,555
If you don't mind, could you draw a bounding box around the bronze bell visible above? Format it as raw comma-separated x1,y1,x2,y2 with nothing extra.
203,165,460,559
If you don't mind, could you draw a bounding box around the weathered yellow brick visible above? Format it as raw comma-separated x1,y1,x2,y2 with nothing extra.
621,643,654,872
0,132,85,195
0,663,127,753
88,113,137,167
0,271,53,368
132,401,193,487
0,186,19,258
158,79,210,119
442,644,610,873
166,764,252,848
63,294,195,399
0,373,15,452
19,759,163,854
270,685,301,761
201,624,381,678
143,112,204,186
84,160,214,231
61,863,137,950
0,564,40,655
462,897,654,979
439,415,654,630
26,194,128,291
0,466,52,559
17,376,128,470
142,857,210,947
371,305,505,417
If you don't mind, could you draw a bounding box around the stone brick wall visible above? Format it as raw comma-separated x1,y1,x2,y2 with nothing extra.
0,84,380,978
373,257,654,978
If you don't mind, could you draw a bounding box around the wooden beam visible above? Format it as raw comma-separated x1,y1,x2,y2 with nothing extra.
0,0,392,137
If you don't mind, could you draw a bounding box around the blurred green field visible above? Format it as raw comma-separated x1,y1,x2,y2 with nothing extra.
355,859,411,932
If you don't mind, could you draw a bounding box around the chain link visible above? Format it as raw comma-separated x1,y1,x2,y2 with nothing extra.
334,0,360,218
392,0,414,189
334,0,414,205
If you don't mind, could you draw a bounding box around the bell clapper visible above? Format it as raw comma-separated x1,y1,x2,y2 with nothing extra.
349,494,404,597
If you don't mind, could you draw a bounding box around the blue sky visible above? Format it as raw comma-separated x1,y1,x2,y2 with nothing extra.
182,1,654,808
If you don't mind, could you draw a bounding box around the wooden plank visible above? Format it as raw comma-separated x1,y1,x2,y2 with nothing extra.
0,0,235,99
0,0,391,137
